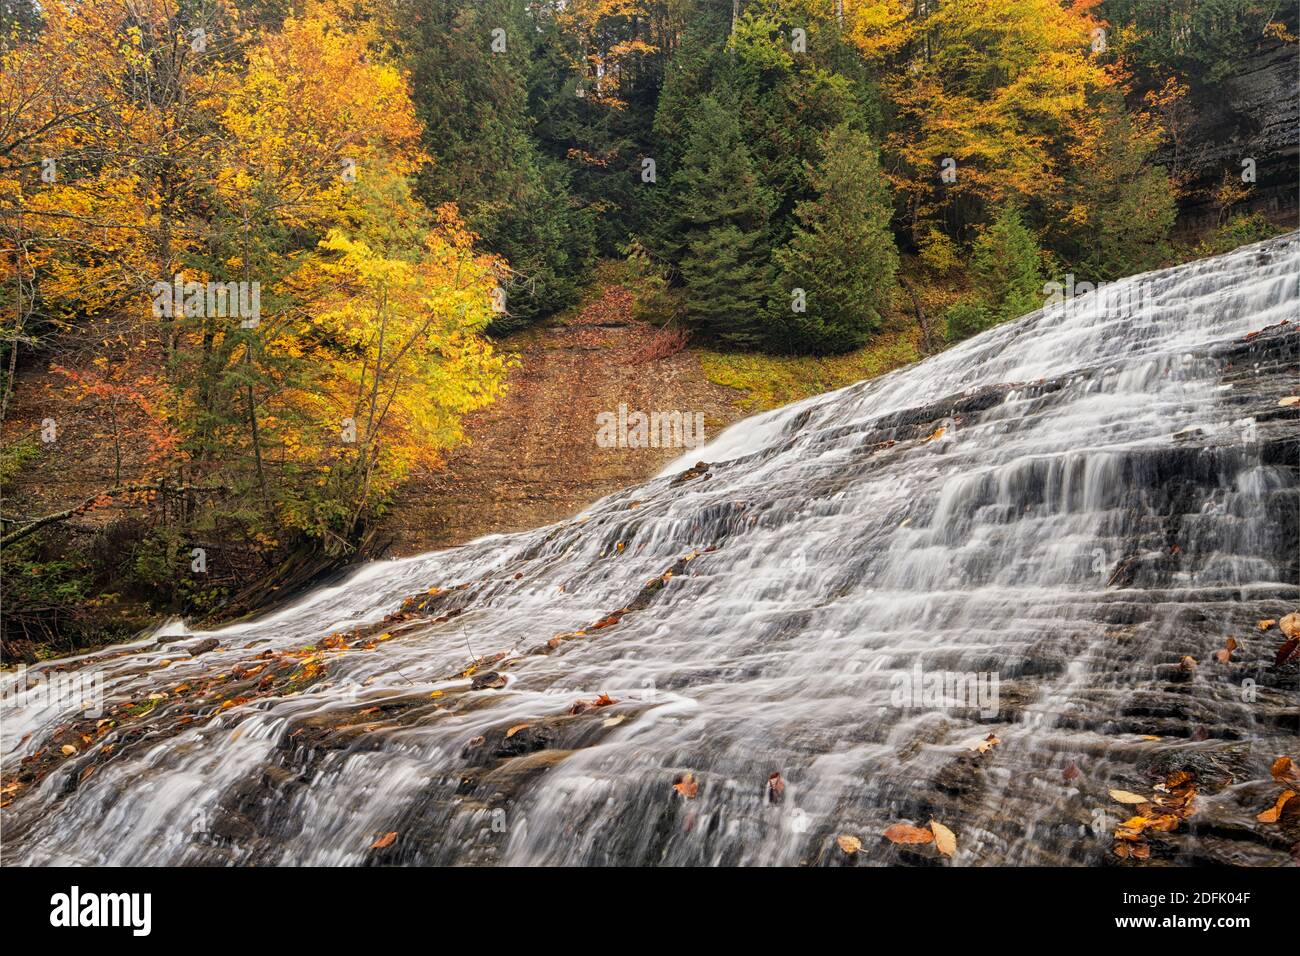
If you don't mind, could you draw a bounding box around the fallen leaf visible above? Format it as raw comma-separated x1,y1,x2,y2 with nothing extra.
1275,637,1299,668
1280,613,1300,639
1271,756,1299,784
601,714,625,728
673,772,699,799
505,723,531,738
1214,636,1238,664
767,771,785,803
1279,396,1299,406
966,733,1000,754
60,745,76,756
883,823,934,845
929,820,957,857
922,426,946,443
1145,812,1181,833
1062,761,1081,783
837,835,862,855
370,831,398,849
1109,789,1149,805
1178,655,1197,670
1258,619,1277,631
1257,790,1296,824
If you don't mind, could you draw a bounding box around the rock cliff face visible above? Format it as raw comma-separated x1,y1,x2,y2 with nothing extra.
1162,39,1299,233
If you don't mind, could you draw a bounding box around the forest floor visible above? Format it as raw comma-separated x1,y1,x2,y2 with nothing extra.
372,268,932,556
372,278,746,556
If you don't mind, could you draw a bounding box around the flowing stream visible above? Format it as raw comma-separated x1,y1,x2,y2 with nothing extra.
3,234,1298,866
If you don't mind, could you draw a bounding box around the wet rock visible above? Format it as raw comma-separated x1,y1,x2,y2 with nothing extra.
187,638,220,657
934,753,986,799
670,461,710,486
490,723,557,759
470,671,507,690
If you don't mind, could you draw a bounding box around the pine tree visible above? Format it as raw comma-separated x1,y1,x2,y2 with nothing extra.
772,125,898,354
671,96,775,348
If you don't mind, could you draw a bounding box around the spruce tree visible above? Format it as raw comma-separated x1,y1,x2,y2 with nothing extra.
772,125,898,354
944,205,1045,342
671,96,775,349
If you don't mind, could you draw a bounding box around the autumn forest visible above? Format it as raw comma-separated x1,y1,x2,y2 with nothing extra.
1,0,1296,659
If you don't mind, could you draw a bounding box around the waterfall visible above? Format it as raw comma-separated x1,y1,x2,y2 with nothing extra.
3,233,1297,866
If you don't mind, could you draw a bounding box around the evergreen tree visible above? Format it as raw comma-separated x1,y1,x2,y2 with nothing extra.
772,126,898,354
944,205,1045,342
671,96,775,349
1057,97,1177,281
393,0,593,330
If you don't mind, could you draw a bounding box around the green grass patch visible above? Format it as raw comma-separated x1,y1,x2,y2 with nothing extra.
698,327,924,412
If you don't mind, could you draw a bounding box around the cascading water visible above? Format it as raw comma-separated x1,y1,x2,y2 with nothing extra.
3,234,1297,867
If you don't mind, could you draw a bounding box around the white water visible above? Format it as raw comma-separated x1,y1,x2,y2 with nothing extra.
3,234,1298,866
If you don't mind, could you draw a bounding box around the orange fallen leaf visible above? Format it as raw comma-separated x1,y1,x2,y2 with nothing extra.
883,823,934,845
1257,790,1296,824
505,723,531,738
1271,756,1299,784
1279,613,1300,638
966,733,1000,754
370,831,398,849
929,820,957,857
1258,619,1277,631
1213,636,1238,664
673,772,699,799
836,835,862,855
